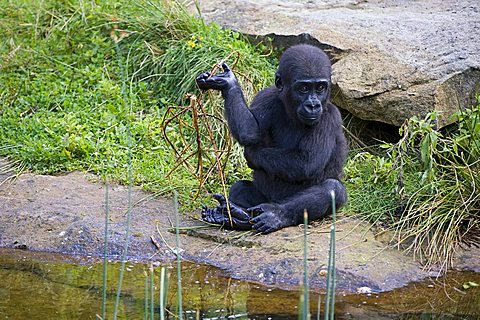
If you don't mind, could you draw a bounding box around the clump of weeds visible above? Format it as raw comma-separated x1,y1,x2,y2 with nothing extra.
346,100,480,270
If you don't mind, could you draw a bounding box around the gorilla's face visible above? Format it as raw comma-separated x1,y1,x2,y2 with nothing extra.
275,45,332,127
276,75,330,127
291,77,329,126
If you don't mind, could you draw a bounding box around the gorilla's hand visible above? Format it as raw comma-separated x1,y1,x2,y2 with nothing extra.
249,203,292,234
201,194,253,230
196,63,237,92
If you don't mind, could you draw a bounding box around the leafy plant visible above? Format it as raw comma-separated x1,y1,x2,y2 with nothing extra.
346,101,480,269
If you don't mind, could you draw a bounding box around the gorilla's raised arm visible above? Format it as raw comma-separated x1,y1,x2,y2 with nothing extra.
196,63,263,146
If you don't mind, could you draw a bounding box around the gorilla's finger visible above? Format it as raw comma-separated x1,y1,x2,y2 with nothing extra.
250,216,261,224
221,63,231,73
256,224,271,234
196,80,210,91
262,227,275,234
200,77,225,90
248,206,264,216
196,72,211,81
212,193,226,206
252,218,266,229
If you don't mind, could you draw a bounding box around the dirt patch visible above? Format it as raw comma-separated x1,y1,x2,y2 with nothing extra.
0,159,478,292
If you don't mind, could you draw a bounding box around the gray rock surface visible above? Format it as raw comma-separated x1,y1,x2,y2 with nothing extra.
196,0,480,126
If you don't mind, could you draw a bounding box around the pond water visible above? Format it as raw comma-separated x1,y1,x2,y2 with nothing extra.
0,248,479,319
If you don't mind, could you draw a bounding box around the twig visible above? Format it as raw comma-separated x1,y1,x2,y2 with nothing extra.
155,222,178,256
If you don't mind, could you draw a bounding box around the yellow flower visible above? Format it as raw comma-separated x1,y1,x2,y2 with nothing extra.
187,40,196,48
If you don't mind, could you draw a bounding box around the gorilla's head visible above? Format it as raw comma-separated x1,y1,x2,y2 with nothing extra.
275,44,332,126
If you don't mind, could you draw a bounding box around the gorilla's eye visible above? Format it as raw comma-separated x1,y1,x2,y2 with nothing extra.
315,84,326,93
298,84,309,93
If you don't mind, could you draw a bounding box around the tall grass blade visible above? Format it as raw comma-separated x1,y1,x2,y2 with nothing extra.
113,41,134,320
101,178,109,319
324,190,337,320
174,192,183,319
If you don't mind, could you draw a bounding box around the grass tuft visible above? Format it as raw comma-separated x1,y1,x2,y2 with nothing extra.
345,102,480,269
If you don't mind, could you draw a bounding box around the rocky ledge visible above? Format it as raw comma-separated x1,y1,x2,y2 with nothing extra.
195,0,480,127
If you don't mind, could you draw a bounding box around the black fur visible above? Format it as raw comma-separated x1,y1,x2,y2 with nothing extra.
196,44,348,234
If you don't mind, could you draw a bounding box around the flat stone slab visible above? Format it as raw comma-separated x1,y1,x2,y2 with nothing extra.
1,163,478,292
195,0,480,126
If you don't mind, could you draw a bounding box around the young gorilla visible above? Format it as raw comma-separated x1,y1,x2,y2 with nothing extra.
196,44,347,234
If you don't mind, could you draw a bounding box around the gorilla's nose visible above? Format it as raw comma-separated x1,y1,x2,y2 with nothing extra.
305,100,322,114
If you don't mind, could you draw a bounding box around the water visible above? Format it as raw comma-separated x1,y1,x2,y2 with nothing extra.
0,248,479,319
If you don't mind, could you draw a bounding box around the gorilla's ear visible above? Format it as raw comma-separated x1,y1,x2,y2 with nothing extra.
275,72,283,92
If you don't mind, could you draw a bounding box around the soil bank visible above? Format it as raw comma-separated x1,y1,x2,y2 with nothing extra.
1,160,478,292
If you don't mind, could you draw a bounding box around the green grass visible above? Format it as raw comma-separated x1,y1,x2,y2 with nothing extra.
0,0,276,208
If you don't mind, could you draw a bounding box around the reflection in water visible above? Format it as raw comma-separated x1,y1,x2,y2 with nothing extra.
0,248,479,319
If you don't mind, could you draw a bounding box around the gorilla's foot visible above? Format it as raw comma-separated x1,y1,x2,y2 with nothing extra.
200,205,227,225
249,203,291,234
201,194,253,231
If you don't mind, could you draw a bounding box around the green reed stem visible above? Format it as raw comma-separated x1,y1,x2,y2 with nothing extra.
174,192,183,319
324,190,337,320
150,263,154,320
298,292,305,320
113,41,134,320
303,209,309,319
160,266,168,320
316,292,322,320
101,179,109,319
144,272,148,320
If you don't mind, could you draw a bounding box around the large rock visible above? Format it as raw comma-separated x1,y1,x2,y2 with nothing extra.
196,0,480,127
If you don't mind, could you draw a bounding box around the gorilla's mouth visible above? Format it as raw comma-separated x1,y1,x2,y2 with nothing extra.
298,113,320,126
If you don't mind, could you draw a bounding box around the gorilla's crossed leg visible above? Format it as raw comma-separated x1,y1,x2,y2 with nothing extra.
202,179,347,234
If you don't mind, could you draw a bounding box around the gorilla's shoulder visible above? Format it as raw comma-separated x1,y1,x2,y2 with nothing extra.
251,86,281,111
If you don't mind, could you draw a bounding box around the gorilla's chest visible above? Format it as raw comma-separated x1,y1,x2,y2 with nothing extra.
267,123,318,150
